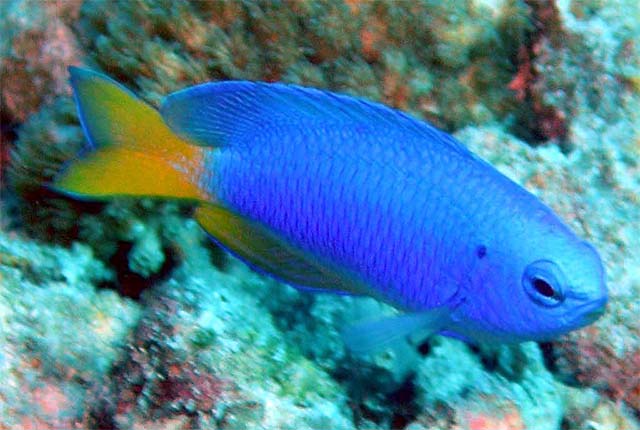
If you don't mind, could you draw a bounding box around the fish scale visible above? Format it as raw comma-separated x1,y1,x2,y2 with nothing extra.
212,124,482,311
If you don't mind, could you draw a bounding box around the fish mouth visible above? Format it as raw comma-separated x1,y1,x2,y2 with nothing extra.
582,307,605,323
574,298,607,325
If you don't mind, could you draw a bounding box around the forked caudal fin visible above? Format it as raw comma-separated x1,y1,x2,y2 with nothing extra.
53,67,209,202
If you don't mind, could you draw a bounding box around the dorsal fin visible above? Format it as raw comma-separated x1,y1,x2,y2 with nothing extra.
160,81,471,157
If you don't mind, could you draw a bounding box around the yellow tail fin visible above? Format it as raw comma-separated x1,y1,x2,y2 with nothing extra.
54,67,209,201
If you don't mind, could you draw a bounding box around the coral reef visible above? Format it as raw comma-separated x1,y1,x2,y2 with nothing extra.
563,393,640,430
0,230,140,428
0,223,356,429
72,221,355,430
3,215,637,429
2,0,640,429
75,0,531,128
0,0,83,123
0,0,83,178
412,341,559,429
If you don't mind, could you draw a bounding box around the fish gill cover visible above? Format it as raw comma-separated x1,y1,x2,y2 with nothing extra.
0,0,639,429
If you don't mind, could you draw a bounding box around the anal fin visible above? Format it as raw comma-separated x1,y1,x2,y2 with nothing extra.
195,204,365,295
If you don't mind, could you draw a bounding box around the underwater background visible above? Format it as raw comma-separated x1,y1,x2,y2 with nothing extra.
0,0,639,429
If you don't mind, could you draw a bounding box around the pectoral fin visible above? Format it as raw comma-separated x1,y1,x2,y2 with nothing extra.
342,307,451,355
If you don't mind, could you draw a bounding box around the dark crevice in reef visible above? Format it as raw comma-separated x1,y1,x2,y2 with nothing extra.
387,378,419,430
342,364,419,430
539,341,558,373
509,0,569,146
0,109,19,181
469,344,530,383
476,346,500,373
14,190,106,244
206,241,230,270
539,341,585,388
107,241,178,300
417,339,432,356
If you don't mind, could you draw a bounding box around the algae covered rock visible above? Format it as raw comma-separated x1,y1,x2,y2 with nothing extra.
83,221,356,430
74,0,532,128
411,340,563,429
0,0,83,123
0,230,140,428
0,222,357,430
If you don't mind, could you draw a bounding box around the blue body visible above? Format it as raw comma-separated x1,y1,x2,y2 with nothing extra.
158,81,607,344
211,112,517,311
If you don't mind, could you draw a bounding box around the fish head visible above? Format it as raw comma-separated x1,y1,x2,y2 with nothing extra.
455,210,608,343
518,236,607,335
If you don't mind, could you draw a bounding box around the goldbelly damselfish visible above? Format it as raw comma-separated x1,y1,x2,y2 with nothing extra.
54,67,607,352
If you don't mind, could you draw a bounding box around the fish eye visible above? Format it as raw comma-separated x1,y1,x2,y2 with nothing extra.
533,278,554,298
523,260,565,307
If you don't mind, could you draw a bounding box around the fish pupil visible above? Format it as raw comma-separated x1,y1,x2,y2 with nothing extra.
533,278,555,298
476,245,487,259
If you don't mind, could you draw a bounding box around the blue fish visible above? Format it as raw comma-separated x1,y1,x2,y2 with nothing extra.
55,67,608,351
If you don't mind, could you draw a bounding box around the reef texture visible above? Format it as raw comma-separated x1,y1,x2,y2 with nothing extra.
2,0,640,429
0,0,83,123
0,0,84,175
0,224,356,430
0,230,140,429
